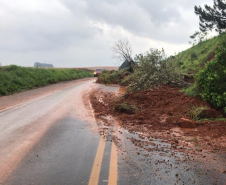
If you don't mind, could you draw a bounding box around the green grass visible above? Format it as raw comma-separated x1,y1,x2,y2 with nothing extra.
97,69,131,85
173,33,226,74
97,70,120,84
0,65,92,95
188,106,210,121
180,84,200,97
196,118,226,122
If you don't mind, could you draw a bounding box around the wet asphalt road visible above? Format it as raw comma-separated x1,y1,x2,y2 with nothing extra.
0,79,118,185
0,79,226,185
5,117,100,185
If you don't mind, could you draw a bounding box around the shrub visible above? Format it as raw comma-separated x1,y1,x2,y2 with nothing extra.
196,40,226,112
97,69,131,85
97,70,120,84
190,52,198,61
126,48,189,92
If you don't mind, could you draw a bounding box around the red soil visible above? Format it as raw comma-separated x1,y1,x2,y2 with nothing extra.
90,85,226,152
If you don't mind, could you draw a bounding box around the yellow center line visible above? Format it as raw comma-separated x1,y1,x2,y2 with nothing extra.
88,138,106,185
108,142,118,185
88,123,118,185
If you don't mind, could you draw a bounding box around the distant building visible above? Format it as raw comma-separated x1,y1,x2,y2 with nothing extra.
34,62,54,68
0,63,2,66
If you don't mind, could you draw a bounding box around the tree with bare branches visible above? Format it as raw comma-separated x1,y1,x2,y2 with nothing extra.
112,39,135,65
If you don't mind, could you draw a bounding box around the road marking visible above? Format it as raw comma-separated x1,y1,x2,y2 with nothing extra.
108,142,118,185
88,138,106,185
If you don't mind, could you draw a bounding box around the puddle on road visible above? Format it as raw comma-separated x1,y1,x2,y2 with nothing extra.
93,115,226,185
86,116,226,184
84,84,226,184
117,87,126,96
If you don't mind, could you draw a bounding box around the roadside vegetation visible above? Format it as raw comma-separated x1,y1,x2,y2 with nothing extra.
96,69,131,85
114,101,138,114
124,48,189,92
173,33,224,74
97,0,226,115
196,40,226,112
90,0,226,159
0,65,92,95
97,33,226,116
97,33,226,114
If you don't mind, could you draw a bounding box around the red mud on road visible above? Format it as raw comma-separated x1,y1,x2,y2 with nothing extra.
90,85,226,157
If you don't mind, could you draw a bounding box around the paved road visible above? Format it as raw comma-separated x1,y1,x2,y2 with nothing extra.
1,79,225,185
0,79,118,185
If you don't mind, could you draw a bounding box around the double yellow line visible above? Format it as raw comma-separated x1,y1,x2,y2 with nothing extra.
88,138,118,185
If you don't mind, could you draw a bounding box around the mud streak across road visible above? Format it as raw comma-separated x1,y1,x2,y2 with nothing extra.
0,79,118,185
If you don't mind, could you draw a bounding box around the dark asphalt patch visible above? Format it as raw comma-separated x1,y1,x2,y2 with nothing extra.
4,117,100,185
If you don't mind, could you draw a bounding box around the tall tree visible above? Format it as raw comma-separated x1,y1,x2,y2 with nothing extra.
194,0,226,33
112,39,136,72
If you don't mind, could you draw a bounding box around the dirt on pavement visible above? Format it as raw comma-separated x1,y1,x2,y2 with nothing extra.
90,85,226,155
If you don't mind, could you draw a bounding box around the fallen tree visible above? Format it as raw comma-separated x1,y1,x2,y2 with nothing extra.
125,48,190,92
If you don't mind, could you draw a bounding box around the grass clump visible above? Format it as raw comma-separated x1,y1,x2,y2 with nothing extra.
188,106,211,121
0,65,92,95
196,118,226,122
181,84,199,97
114,101,138,114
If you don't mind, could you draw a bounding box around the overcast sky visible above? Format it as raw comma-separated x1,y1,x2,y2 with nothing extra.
0,0,213,67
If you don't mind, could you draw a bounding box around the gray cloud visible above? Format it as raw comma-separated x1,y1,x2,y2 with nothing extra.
0,0,213,67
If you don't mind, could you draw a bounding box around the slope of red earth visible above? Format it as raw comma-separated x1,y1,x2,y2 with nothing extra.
90,85,226,154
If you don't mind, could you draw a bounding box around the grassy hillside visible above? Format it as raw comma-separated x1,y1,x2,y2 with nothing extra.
176,34,226,112
96,34,226,113
0,65,92,95
174,33,225,74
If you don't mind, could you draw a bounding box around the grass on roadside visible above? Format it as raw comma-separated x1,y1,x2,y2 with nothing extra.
174,34,225,74
114,101,139,114
0,65,92,95
188,106,210,121
97,69,131,85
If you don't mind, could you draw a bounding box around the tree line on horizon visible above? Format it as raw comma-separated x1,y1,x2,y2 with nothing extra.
34,62,54,68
